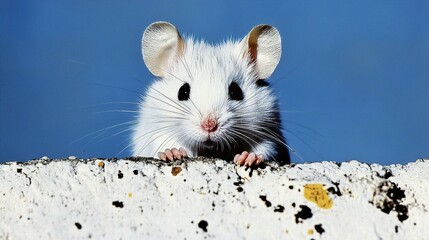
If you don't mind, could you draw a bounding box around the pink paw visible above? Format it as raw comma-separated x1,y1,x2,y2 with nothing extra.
234,151,264,166
158,147,188,161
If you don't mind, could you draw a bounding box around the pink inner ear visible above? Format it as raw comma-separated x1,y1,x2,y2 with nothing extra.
248,39,258,65
247,25,272,65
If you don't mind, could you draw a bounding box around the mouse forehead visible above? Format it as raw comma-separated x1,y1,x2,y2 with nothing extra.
182,40,245,85
170,40,244,112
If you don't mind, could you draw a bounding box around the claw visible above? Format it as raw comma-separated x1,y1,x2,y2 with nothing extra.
165,148,174,161
157,147,188,161
158,152,167,161
179,147,188,158
236,151,249,165
172,148,181,159
235,151,264,166
245,152,257,166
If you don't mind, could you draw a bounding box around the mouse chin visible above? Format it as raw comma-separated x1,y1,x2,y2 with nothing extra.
196,138,218,157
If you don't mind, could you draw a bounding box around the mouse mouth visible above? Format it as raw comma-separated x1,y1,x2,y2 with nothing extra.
203,138,216,147
196,138,218,156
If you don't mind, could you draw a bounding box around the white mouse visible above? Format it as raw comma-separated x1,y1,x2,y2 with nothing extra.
132,21,290,166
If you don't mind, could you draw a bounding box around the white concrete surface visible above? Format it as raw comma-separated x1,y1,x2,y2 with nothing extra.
0,157,428,239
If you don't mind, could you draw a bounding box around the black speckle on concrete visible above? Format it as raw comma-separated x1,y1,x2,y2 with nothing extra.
237,186,243,192
395,205,409,222
377,170,393,179
198,220,208,232
248,168,253,177
118,170,124,179
75,222,82,230
395,225,399,233
292,202,296,208
17,168,22,173
314,224,325,234
259,195,272,207
233,181,242,186
384,170,393,179
387,184,405,200
112,201,124,208
288,185,293,190
371,181,409,222
257,162,267,169
295,205,313,224
133,169,138,175
274,205,285,213
327,182,342,196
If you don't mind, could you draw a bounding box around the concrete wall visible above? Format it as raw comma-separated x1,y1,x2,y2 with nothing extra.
0,157,428,239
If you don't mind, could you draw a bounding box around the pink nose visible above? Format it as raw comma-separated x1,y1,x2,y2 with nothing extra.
201,117,218,133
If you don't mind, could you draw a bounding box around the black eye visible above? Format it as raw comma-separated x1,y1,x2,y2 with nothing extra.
228,82,244,101
178,83,190,101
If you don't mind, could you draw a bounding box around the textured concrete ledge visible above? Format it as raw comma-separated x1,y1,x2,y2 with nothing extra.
0,157,428,239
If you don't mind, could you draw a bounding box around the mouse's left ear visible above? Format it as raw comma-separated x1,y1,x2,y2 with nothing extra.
240,25,281,79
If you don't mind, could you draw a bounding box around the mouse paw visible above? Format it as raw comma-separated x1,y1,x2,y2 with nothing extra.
234,151,264,166
157,147,188,161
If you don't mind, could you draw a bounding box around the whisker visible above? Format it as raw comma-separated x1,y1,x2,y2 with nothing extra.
83,102,140,108
95,110,139,114
72,121,137,144
137,124,180,149
152,131,180,157
90,82,141,95
188,98,203,118
231,121,304,161
151,89,191,113
94,127,133,144
146,93,190,115
283,120,323,138
179,56,194,81
153,65,186,84
142,105,188,117
284,128,323,160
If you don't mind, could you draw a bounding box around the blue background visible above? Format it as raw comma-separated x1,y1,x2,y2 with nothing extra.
1,0,428,164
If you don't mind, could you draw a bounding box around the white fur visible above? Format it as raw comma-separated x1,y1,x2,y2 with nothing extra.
132,22,285,161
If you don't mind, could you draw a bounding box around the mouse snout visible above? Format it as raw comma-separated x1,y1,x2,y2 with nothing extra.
201,115,218,133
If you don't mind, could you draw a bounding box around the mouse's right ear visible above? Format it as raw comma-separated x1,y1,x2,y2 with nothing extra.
142,21,185,77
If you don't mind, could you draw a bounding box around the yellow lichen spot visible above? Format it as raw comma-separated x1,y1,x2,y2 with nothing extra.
308,229,314,235
98,161,105,168
304,183,334,209
128,192,133,198
171,166,182,176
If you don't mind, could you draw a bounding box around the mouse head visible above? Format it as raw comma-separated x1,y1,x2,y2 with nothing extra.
142,21,281,80
140,21,282,154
